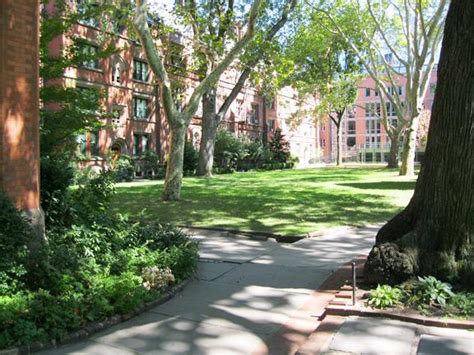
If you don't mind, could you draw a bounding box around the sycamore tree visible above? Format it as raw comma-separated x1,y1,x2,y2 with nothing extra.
193,0,298,177
132,0,264,200
317,0,448,175
282,10,361,165
365,0,473,285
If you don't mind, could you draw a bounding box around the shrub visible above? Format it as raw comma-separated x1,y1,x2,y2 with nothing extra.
139,151,160,178
40,155,76,226
142,267,175,290
183,140,198,174
0,194,31,294
410,276,454,307
269,128,291,163
447,292,474,317
367,284,404,308
214,129,246,170
112,154,135,182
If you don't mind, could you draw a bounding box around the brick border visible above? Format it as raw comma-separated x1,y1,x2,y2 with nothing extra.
260,255,367,354
0,280,190,355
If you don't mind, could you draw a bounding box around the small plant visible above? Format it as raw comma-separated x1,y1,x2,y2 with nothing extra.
446,292,474,317
411,276,454,307
367,284,403,309
142,267,175,290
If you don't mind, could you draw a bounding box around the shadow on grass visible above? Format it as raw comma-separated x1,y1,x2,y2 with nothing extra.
338,181,416,190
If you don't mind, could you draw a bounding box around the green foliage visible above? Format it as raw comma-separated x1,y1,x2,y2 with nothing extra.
183,141,199,174
40,156,76,227
269,128,291,163
112,155,135,182
409,276,454,307
139,151,160,178
368,284,404,309
0,195,31,294
213,129,293,173
447,293,474,317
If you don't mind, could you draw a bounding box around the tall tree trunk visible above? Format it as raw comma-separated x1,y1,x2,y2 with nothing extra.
386,130,400,168
399,114,420,176
162,122,186,201
315,119,321,163
197,89,220,177
336,123,343,166
364,0,474,285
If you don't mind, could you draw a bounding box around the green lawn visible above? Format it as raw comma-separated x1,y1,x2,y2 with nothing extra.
112,167,417,236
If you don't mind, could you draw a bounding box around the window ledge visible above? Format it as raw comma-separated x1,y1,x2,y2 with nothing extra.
79,66,103,74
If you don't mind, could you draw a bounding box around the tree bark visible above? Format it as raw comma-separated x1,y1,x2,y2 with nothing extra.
336,123,343,166
386,130,400,168
197,89,220,177
364,0,474,285
162,123,186,201
399,114,420,176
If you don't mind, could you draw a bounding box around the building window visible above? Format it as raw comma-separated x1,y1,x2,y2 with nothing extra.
133,60,149,82
347,121,356,135
347,136,356,147
90,131,100,156
112,63,122,84
365,88,370,97
77,133,87,155
133,97,149,120
398,86,403,95
375,90,379,97
133,133,150,156
76,131,99,156
79,43,99,69
77,1,99,27
267,120,275,132
248,103,259,124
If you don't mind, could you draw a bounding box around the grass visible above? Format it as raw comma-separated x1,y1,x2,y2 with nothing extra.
112,167,417,237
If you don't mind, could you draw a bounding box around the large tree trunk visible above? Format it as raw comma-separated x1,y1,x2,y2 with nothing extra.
386,130,400,168
197,89,220,177
365,0,474,285
162,123,186,201
399,114,420,176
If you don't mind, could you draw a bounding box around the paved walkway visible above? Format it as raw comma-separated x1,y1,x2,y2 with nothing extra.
41,225,378,354
316,316,474,355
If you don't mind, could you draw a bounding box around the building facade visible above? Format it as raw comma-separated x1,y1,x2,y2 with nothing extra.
44,1,325,173
324,72,437,164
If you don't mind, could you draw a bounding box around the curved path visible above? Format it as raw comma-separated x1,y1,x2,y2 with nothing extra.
41,225,379,355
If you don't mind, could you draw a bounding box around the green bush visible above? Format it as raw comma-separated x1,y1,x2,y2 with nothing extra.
112,154,135,182
410,276,454,307
367,284,404,309
183,140,198,174
0,194,31,294
139,151,160,178
447,292,474,317
40,155,76,226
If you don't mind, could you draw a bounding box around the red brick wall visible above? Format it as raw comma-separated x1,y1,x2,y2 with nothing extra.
0,0,41,210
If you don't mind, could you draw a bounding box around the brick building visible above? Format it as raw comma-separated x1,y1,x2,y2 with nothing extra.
44,1,322,172
323,72,437,164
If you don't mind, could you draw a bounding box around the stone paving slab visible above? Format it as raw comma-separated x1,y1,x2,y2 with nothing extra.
417,334,474,355
327,316,418,354
91,312,268,355
252,234,375,269
195,261,239,281
150,280,309,335
191,234,277,263
44,340,135,355
214,263,330,294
